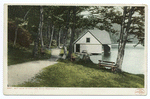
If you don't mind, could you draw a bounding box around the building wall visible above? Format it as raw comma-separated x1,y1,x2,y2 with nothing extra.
74,32,102,53
74,44,102,53
80,44,102,53
76,32,101,44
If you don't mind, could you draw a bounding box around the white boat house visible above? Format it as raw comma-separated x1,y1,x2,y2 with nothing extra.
73,29,111,54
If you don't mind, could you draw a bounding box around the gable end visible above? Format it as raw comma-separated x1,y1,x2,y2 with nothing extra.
73,30,102,44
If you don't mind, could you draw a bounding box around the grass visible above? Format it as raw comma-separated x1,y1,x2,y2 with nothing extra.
15,59,144,88
8,45,51,66
59,48,69,56
59,48,64,56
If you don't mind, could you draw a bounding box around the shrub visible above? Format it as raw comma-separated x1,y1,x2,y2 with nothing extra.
51,40,56,46
8,41,27,50
44,49,51,55
8,21,32,48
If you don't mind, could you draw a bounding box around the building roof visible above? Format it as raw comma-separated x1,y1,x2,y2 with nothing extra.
89,30,111,44
74,29,111,44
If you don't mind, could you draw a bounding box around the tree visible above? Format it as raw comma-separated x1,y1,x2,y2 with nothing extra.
42,6,88,59
68,6,76,59
43,6,66,49
62,8,71,59
116,7,144,71
67,6,90,59
48,25,54,48
13,20,19,46
8,6,33,47
8,6,32,46
31,6,42,57
57,27,62,48
8,20,32,47
39,6,44,51
116,7,135,71
89,6,145,71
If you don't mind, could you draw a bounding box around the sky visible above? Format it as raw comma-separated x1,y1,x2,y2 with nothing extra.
80,6,123,18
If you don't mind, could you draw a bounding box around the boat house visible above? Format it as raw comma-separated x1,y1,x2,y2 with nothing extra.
73,29,111,54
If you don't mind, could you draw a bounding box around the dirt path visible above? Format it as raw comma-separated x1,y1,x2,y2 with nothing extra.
8,48,61,86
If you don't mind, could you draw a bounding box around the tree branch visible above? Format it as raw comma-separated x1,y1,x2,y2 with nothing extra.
24,8,32,21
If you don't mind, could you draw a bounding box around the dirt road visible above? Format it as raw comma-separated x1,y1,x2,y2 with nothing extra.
8,48,61,86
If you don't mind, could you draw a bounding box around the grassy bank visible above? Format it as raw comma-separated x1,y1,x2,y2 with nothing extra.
15,59,144,87
59,48,69,57
8,45,51,66
59,48,64,56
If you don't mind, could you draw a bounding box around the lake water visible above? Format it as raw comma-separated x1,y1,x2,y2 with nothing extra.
90,44,145,74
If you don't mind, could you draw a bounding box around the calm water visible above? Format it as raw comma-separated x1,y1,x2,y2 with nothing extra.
90,44,145,74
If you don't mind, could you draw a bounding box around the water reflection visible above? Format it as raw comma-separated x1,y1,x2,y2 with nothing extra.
102,53,111,60
90,44,145,74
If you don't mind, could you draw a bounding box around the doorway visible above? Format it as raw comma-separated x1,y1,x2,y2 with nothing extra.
103,44,110,53
76,44,80,52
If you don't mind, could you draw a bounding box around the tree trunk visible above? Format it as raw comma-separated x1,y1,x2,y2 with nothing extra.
33,37,39,57
62,45,67,59
46,23,49,40
67,28,74,59
33,6,44,57
46,21,51,48
77,30,79,38
48,21,52,40
116,41,126,71
116,7,135,72
49,25,54,49
68,7,76,59
62,28,68,59
58,28,61,48
39,6,44,51
24,8,32,21
63,9,71,59
13,25,18,46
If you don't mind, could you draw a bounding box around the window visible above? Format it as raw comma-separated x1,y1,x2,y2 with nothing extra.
86,38,90,43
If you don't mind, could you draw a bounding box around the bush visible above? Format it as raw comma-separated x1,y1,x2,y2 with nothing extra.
51,40,56,46
71,53,77,58
8,21,32,48
8,41,27,50
44,49,51,55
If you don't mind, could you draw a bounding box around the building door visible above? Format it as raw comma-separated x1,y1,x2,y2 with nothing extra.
76,44,80,52
103,44,110,53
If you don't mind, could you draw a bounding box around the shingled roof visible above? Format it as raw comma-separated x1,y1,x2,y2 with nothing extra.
89,30,111,44
74,29,111,44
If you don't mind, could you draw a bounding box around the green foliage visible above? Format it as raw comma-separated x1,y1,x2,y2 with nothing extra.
8,42,27,50
15,60,144,87
8,45,51,66
43,36,49,47
89,6,145,45
51,40,57,46
38,40,41,54
44,49,51,55
59,48,64,56
59,48,69,56
8,21,32,47
71,53,77,58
